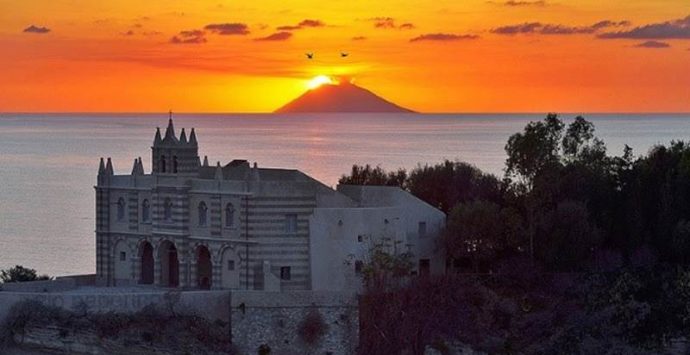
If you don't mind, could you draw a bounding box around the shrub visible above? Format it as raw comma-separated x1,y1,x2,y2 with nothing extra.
298,309,328,345
0,265,50,283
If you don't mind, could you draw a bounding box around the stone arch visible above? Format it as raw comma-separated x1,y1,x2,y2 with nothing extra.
139,240,154,284
159,240,179,287
113,239,131,283
196,245,212,290
220,245,241,289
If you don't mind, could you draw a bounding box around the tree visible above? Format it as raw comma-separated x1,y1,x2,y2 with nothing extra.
505,113,564,188
0,265,50,283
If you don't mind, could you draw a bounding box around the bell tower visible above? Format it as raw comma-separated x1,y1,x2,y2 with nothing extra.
151,112,200,175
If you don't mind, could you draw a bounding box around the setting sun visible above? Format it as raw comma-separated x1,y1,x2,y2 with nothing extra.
307,75,335,90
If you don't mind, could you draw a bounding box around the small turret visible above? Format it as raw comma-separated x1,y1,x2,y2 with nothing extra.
138,157,144,174
98,157,106,175
131,158,139,175
105,158,114,175
164,118,176,141
203,155,209,167
189,128,198,146
154,127,162,145
214,162,223,180
179,128,187,144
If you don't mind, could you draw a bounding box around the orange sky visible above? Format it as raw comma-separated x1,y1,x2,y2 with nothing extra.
0,0,689,113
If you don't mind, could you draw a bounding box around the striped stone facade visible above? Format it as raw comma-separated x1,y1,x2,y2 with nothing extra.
95,119,356,291
95,119,446,292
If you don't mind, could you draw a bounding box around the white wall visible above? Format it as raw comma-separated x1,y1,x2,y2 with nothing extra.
309,207,406,292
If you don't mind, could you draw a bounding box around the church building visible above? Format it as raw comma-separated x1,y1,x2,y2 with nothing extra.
95,118,445,291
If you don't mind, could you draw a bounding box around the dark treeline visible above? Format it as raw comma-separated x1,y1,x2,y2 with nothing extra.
343,114,690,354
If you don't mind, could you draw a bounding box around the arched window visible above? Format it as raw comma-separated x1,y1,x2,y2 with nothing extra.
198,201,208,226
225,203,235,227
173,156,178,173
164,198,173,222
160,155,166,173
142,199,150,222
117,198,126,221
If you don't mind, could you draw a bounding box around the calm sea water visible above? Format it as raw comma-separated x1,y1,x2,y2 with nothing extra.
0,113,689,276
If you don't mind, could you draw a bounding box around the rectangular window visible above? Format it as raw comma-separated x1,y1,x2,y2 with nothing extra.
120,252,126,261
227,260,235,271
354,260,364,274
285,214,298,234
418,222,427,238
280,266,291,280
419,259,430,276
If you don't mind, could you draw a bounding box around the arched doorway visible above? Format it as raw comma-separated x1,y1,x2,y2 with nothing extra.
159,240,179,287
221,247,240,289
140,241,154,284
197,246,212,290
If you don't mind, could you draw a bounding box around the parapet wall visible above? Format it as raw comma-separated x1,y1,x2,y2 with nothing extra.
0,287,358,354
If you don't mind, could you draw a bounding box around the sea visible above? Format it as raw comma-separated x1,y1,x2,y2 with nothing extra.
1,113,689,277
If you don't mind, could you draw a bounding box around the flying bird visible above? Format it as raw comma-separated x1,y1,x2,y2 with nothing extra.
305,52,314,59
340,52,349,58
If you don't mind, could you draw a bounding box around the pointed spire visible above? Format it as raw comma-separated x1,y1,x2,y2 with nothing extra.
131,158,139,175
189,128,197,145
138,157,144,175
98,157,106,175
214,162,223,180
154,127,162,145
105,157,114,175
164,118,176,141
179,128,187,144
203,155,209,167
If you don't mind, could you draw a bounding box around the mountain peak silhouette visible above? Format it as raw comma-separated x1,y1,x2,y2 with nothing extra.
275,81,414,113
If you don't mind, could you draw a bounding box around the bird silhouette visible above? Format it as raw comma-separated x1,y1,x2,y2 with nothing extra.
306,52,314,59
340,52,349,58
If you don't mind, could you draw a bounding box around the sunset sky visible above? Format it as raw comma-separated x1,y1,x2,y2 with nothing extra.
1,0,689,113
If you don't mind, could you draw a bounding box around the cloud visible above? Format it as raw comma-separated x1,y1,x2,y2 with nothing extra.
369,17,415,30
204,23,249,35
23,25,50,34
254,31,292,41
410,33,480,42
170,29,206,44
488,0,548,6
352,36,367,41
634,40,671,48
598,15,690,39
492,20,629,35
277,19,325,31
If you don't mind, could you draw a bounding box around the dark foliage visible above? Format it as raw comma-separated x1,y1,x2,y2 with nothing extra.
351,113,690,353
0,265,50,283
298,309,328,345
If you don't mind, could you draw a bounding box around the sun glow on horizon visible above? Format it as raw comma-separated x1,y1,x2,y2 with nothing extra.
306,75,336,90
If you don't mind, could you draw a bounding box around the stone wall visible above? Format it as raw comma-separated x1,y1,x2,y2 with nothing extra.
0,288,358,355
231,291,359,355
